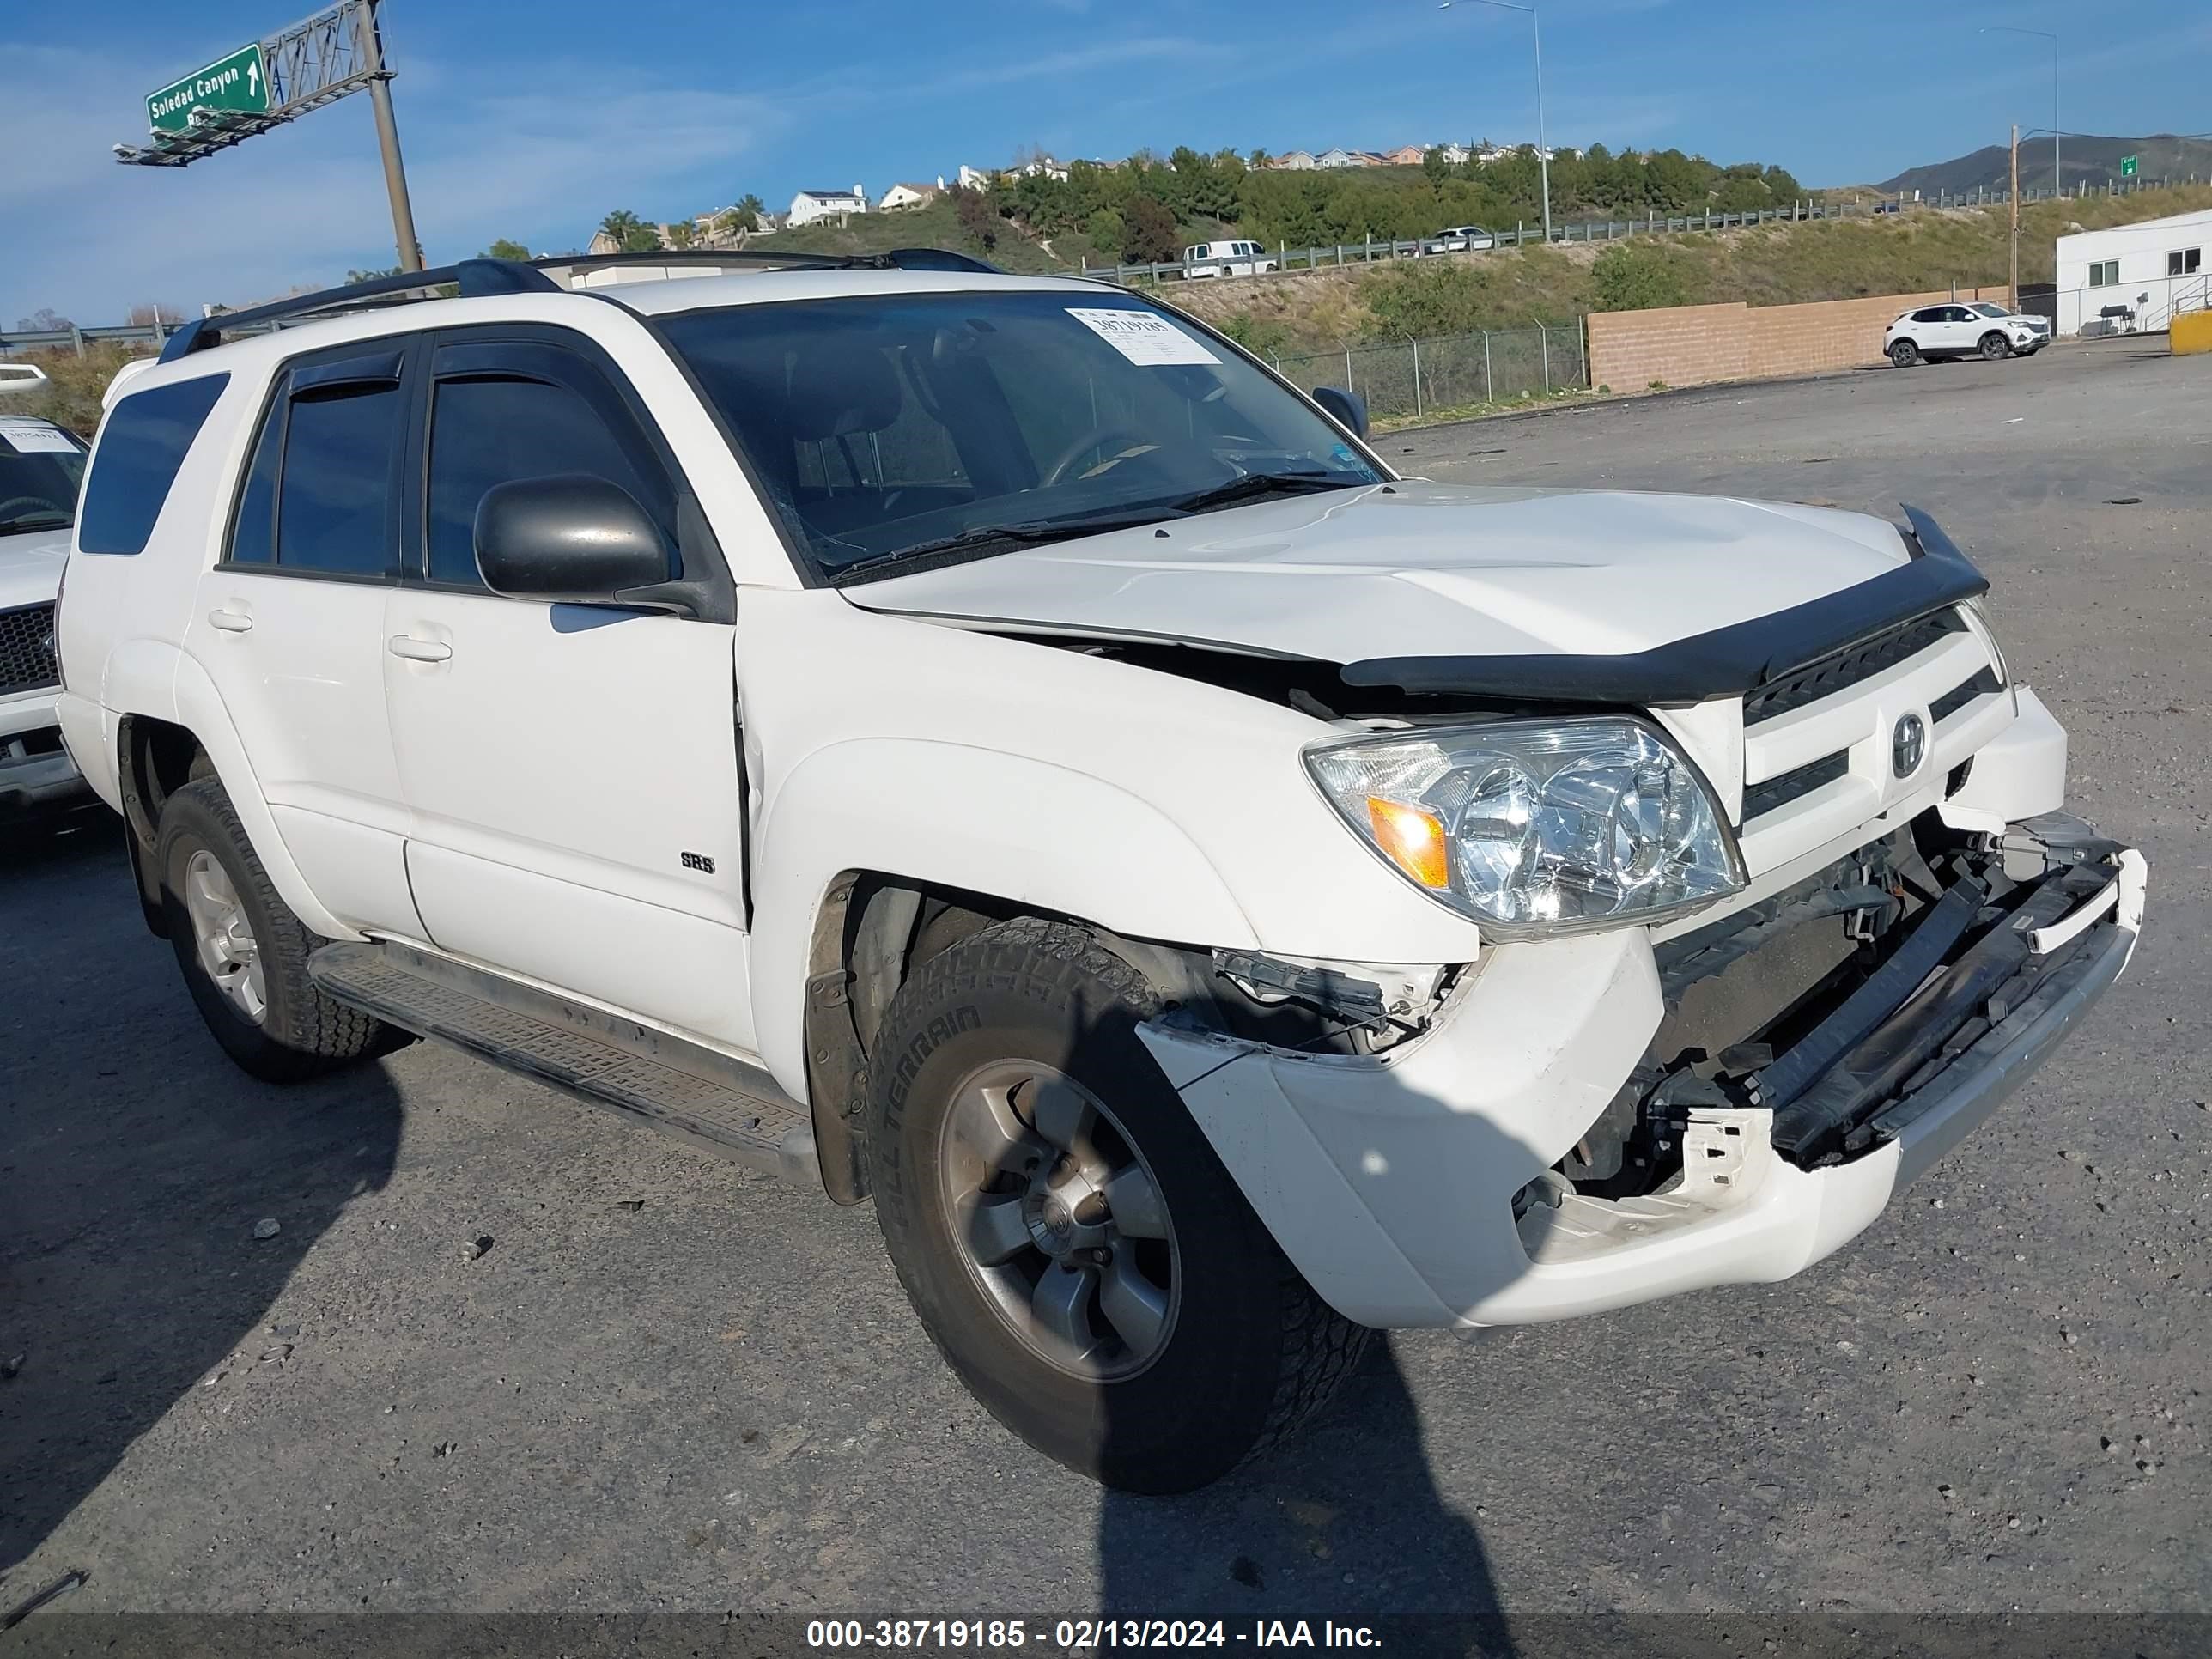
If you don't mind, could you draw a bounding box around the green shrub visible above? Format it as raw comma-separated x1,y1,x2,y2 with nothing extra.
1591,244,1692,312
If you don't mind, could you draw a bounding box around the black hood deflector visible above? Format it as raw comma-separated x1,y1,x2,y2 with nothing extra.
1338,506,1989,708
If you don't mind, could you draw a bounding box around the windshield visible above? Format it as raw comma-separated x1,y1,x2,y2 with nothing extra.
659,289,1382,580
0,420,88,534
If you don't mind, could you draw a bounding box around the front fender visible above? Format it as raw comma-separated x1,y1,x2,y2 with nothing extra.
748,736,1257,1094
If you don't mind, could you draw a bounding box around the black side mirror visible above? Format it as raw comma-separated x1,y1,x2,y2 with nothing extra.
474,474,680,610
1312,385,1369,439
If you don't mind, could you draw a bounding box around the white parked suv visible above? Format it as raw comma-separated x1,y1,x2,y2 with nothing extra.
56,251,2147,1492
2,411,93,816
1886,301,2049,367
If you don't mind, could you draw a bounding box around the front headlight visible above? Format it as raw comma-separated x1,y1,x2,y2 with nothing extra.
1304,716,1746,938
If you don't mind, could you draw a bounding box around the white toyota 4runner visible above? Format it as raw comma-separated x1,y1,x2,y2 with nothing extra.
56,253,2147,1492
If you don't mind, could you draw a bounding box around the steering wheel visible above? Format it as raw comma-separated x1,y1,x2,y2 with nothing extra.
1039,425,1160,489
0,495,64,523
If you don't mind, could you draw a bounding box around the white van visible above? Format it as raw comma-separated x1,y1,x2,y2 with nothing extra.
1181,240,1278,279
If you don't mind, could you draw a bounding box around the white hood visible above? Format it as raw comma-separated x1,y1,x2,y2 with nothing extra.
0,526,70,611
848,483,1916,664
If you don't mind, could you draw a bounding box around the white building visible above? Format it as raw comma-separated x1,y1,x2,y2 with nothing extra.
2055,204,2211,336
878,178,945,211
1267,150,1316,170
787,185,867,227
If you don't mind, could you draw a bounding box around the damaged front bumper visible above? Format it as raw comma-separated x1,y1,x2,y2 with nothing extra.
1137,817,2147,1329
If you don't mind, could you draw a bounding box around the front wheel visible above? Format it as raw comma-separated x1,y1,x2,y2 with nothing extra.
1889,338,1920,368
1979,331,2013,360
866,917,1369,1492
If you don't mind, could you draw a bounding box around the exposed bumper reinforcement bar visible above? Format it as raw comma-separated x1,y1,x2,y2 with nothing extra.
1137,830,2145,1331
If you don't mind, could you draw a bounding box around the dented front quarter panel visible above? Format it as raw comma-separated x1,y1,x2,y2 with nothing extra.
733,587,1488,1097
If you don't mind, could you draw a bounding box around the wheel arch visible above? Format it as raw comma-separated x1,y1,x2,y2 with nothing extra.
109,656,356,942
754,738,1259,1201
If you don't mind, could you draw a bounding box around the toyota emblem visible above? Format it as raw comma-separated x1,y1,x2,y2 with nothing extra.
1892,713,1926,779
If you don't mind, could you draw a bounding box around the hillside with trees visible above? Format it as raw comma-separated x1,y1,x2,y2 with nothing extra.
990,144,1805,268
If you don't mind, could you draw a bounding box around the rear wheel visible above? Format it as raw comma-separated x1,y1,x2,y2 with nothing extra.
866,916,1369,1492
1889,338,1920,368
155,776,396,1082
1979,331,2012,360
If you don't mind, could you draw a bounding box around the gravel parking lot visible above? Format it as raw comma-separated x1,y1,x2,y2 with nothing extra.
3,340,2208,1639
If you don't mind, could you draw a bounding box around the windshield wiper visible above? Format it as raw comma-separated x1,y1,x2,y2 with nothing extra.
0,511,71,535
1168,470,1367,516
827,510,1168,586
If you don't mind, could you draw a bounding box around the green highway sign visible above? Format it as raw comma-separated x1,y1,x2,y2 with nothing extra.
2121,155,2139,177
146,45,270,134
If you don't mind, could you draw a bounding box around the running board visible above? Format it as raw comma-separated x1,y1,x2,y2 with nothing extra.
307,940,818,1186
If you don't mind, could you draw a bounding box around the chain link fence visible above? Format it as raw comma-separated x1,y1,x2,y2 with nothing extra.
1271,323,1589,422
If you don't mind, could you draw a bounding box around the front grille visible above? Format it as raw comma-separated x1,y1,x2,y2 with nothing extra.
1929,666,2003,725
1742,609,1967,726
1742,750,1849,821
0,602,59,697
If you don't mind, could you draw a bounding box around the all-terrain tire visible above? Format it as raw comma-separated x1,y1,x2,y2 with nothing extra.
155,776,393,1082
866,915,1370,1492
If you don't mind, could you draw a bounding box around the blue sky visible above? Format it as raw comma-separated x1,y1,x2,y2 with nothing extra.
6,0,2207,324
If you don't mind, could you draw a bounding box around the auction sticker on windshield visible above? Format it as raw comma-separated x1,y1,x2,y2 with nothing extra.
0,419,77,453
1066,307,1221,366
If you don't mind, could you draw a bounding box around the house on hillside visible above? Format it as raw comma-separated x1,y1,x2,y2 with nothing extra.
787,185,867,226
1267,150,1316,170
879,178,945,211
1436,143,1470,165
955,163,994,191
1382,144,1427,167
1316,148,1369,169
586,229,621,255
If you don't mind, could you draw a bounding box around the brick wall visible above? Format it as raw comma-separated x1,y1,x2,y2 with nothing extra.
1585,302,1748,392
1589,288,2009,392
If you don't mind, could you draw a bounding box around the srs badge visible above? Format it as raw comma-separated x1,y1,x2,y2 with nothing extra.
1893,713,1927,778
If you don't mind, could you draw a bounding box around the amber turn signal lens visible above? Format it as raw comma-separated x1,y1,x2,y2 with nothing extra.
1365,797,1450,889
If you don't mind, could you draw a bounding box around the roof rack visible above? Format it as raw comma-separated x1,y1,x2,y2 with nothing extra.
158,246,1007,364
159,258,560,362
537,247,1004,277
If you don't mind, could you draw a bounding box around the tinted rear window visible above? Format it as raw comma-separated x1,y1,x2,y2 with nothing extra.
76,374,229,555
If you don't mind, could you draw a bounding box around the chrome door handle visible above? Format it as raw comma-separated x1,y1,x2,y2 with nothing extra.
208,609,253,633
386,635,453,663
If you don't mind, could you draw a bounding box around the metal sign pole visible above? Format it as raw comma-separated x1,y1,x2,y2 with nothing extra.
355,0,422,271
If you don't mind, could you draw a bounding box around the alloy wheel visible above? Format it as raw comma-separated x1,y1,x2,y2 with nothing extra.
183,849,268,1024
936,1060,1180,1381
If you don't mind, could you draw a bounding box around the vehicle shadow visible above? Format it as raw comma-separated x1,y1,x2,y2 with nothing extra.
1072,1001,1541,1655
0,812,403,1578
1097,1338,1512,1654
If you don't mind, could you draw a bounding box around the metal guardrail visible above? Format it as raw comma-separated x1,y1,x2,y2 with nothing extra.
1072,173,2203,288
0,321,176,356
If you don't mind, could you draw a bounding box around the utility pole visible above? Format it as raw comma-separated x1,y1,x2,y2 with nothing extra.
1439,0,1551,242
2008,124,2021,313
355,0,422,272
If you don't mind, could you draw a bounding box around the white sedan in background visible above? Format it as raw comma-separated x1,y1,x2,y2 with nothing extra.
1426,225,1497,253
1886,301,2049,367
